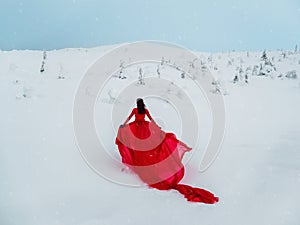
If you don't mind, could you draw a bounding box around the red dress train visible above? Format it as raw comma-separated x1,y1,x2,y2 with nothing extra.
115,108,219,204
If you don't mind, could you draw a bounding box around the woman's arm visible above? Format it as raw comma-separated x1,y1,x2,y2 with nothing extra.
123,108,135,125
146,109,155,123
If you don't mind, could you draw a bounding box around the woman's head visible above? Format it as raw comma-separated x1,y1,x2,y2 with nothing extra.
136,98,145,114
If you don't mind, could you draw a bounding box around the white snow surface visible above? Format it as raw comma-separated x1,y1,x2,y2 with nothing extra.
1,45,300,225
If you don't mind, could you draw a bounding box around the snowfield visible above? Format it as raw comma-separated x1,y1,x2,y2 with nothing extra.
1,45,300,225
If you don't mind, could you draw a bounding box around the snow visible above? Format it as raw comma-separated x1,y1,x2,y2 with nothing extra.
0,45,300,225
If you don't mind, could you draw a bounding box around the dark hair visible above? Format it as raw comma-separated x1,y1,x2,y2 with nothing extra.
136,98,145,114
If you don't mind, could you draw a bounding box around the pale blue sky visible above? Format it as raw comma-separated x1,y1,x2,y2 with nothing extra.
0,0,300,51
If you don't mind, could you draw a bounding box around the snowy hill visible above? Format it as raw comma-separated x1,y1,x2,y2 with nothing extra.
1,45,300,225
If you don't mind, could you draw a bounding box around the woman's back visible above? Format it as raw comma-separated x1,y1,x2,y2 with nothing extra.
134,108,146,121
130,108,152,122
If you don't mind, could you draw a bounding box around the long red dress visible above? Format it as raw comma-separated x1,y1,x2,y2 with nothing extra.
115,108,219,203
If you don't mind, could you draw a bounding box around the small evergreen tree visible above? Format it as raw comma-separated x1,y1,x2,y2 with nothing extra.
181,71,185,79
161,57,165,66
261,50,268,62
233,74,238,83
40,51,47,73
252,65,259,76
238,66,244,81
157,65,161,78
137,68,145,85
118,61,126,79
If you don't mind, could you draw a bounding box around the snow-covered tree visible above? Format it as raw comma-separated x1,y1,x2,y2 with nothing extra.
245,66,251,83
285,70,297,79
201,60,207,69
211,79,228,95
137,68,145,85
258,50,276,77
118,61,126,79
252,65,259,76
233,74,238,83
238,66,244,81
156,65,161,78
40,51,47,73
181,71,185,79
57,63,65,79
261,50,268,62
207,54,213,69
281,51,287,59
161,57,165,66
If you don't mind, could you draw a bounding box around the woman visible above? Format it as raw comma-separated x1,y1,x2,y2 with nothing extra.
115,98,219,203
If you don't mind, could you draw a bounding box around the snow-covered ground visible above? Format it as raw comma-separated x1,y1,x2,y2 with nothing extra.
1,45,300,225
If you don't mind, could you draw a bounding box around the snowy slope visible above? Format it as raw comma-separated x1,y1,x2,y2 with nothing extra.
1,45,300,225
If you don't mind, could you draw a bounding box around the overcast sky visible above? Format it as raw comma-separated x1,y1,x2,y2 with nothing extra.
0,0,300,52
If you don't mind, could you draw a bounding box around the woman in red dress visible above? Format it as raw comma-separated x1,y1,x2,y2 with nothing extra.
115,98,219,203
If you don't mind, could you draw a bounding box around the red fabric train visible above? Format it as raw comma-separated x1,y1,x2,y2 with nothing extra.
115,107,219,204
